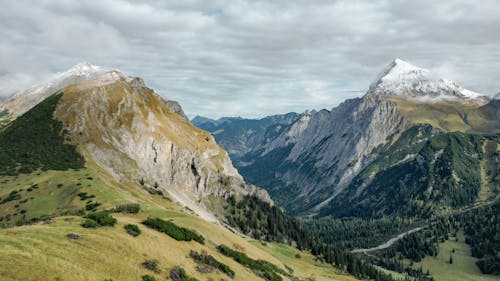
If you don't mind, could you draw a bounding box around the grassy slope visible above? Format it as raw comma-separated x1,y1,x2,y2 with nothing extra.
0,169,357,281
390,98,499,134
251,242,359,281
411,232,498,281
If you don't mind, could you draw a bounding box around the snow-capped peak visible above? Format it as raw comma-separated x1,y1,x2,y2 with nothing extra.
379,58,427,84
2,62,104,116
58,62,102,79
366,58,486,104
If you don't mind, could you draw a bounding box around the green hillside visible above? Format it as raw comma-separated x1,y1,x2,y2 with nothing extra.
0,91,367,281
0,93,84,176
321,125,499,218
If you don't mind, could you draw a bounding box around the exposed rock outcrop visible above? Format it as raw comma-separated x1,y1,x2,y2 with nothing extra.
53,70,271,222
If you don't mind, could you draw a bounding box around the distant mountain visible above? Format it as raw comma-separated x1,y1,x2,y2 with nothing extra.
192,113,300,161
194,59,499,216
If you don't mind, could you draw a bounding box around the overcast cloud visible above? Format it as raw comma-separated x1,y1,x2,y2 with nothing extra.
1,0,499,118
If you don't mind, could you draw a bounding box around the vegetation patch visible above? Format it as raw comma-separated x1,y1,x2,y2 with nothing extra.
189,250,235,278
169,267,199,281
0,190,21,204
142,217,204,244
141,275,157,281
77,192,95,201
323,125,489,218
124,224,141,237
141,259,160,273
217,244,285,281
81,211,116,228
0,93,84,176
85,201,101,211
113,203,140,214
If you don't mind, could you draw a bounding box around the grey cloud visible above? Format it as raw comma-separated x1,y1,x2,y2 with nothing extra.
1,0,499,118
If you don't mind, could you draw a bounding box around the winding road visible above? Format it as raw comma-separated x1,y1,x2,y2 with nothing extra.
350,227,424,253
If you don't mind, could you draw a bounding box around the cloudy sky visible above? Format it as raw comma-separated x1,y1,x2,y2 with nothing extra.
1,0,499,118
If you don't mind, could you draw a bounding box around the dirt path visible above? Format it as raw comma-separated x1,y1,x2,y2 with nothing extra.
351,227,424,253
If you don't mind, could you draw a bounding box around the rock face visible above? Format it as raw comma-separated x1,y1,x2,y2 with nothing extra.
238,95,407,213
196,59,498,215
53,70,270,222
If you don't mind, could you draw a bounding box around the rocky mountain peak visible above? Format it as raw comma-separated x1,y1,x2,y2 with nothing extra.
63,62,101,77
366,58,487,104
54,70,271,222
1,62,103,116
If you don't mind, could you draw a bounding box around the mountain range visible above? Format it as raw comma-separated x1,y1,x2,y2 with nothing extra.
0,59,498,281
193,59,500,216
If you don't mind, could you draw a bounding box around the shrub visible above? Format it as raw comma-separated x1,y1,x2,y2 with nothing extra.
81,219,98,228
124,224,141,237
83,211,116,227
169,267,199,281
189,250,235,278
85,202,101,211
114,203,140,214
141,275,157,281
0,190,21,204
217,245,285,281
77,192,95,200
66,232,83,240
142,217,204,244
142,259,159,273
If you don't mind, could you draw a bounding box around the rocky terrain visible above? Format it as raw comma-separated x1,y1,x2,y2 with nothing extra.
195,59,500,215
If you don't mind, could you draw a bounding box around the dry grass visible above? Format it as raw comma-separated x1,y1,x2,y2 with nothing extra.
0,168,359,281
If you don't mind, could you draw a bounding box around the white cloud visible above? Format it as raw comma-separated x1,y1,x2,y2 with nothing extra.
0,0,499,118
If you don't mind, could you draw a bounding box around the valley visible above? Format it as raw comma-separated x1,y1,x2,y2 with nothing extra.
193,59,500,281
2,2,499,280
0,59,497,281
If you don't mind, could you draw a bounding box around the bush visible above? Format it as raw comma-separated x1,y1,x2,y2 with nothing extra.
114,203,140,214
81,219,98,228
141,275,157,281
189,250,235,278
124,224,141,237
142,259,159,273
217,245,285,280
169,267,199,281
142,217,204,244
0,190,21,204
77,192,95,200
83,211,116,227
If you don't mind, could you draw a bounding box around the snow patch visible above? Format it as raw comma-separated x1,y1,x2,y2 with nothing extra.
367,58,487,104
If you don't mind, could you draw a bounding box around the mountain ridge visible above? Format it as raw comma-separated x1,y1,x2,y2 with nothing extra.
194,59,500,215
